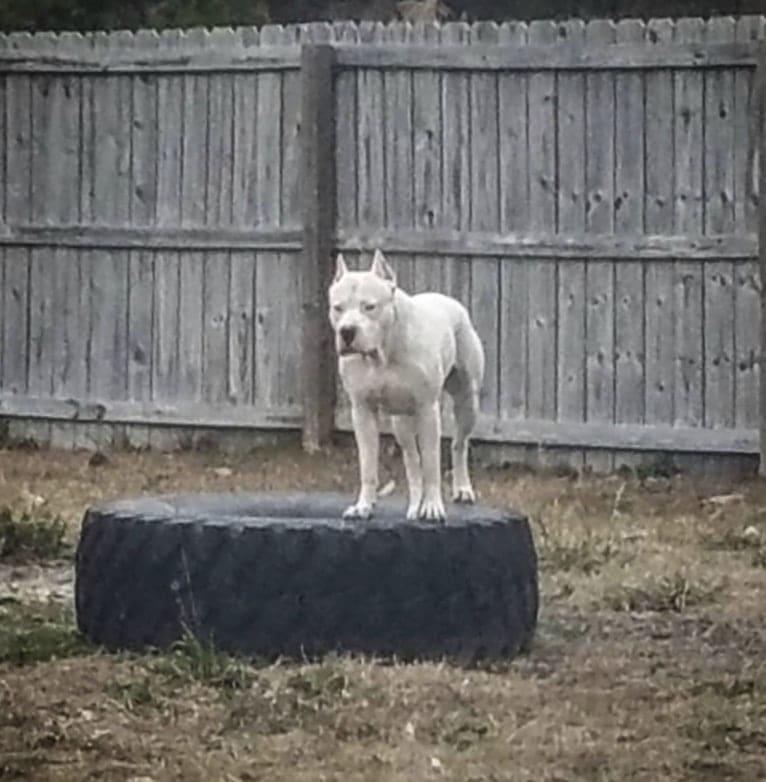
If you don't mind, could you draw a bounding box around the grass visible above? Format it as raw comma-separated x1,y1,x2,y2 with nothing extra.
0,600,92,665
602,572,723,613
0,505,69,562
0,445,764,782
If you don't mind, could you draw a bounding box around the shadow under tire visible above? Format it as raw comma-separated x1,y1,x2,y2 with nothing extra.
75,491,538,663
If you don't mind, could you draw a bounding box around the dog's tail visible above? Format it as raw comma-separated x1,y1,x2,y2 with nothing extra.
455,311,485,387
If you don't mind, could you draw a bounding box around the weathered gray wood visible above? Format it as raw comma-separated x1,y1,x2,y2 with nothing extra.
334,406,758,455
334,21,359,234
556,19,587,441
23,32,63,447
228,252,255,406
614,19,646,445
525,20,558,424
469,22,501,419
497,22,529,427
357,23,386,231
758,39,766,474
231,28,259,228
583,19,617,472
0,393,301,429
412,22,443,298
125,29,161,449
672,18,706,431
704,17,737,430
0,44,301,73
0,224,302,250
644,19,678,428
175,31,208,406
333,40,758,71
87,32,134,449
734,17,763,430
1,33,32,402
151,30,185,422
256,26,283,229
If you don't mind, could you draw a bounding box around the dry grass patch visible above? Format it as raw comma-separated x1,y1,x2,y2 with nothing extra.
0,444,765,781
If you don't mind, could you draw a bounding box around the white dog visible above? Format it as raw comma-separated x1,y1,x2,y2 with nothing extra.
329,249,485,521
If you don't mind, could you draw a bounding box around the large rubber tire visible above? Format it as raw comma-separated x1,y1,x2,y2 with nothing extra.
75,492,538,663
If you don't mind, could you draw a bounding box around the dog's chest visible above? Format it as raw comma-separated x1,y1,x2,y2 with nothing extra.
342,362,422,415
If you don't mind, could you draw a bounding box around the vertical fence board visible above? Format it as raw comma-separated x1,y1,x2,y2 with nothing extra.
125,29,160,449
582,20,616,472
152,30,184,422
672,18,706,433
498,22,529,429
556,20,587,461
734,17,763,430
644,19,678,429
2,36,32,412
334,22,359,235
357,22,386,231
413,22,443,296
526,20,558,429
614,20,647,460
383,24,417,297
469,22,501,420
704,17,737,430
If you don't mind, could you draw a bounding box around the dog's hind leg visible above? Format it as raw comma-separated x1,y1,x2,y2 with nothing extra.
391,415,423,520
447,375,479,504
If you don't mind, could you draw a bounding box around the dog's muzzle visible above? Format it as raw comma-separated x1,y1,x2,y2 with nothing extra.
339,325,356,349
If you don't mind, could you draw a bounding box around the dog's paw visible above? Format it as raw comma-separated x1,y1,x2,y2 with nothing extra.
342,502,374,520
418,497,446,522
405,503,420,521
452,487,476,504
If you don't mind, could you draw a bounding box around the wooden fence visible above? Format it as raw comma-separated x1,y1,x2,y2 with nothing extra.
0,16,764,471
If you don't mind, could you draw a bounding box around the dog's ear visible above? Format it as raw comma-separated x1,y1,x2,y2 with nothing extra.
371,249,397,287
334,253,349,282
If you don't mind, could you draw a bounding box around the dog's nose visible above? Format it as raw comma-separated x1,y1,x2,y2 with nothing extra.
339,325,356,346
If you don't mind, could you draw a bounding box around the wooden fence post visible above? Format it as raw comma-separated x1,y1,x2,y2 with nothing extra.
759,42,766,476
301,43,337,452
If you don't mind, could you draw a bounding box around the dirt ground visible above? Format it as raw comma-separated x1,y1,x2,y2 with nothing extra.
1,441,765,782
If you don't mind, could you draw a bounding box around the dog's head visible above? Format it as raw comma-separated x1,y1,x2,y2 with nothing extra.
328,249,397,358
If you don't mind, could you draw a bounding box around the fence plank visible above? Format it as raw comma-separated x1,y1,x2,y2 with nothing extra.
556,19,587,458
334,21,359,234
734,17,763,430
1,34,32,404
152,30,184,422
232,27,259,228
644,19,678,429
759,36,766,474
614,20,647,459
526,20,558,426
704,17,737,430
177,30,208,405
357,22,386,231
583,19,617,472
469,22,501,420
672,18,706,432
498,21,529,427
413,22,443,298
384,24,417,297
126,29,160,449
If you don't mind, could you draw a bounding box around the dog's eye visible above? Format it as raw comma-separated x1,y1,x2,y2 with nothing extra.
332,304,343,314
362,302,376,312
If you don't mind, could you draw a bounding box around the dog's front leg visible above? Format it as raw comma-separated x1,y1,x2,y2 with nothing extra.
344,402,379,519
416,401,446,521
